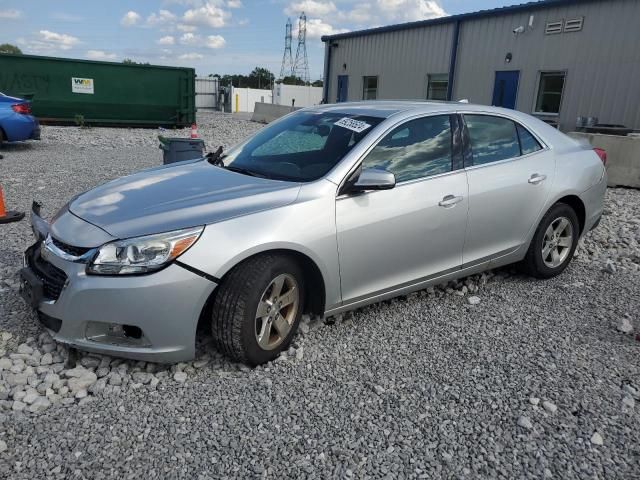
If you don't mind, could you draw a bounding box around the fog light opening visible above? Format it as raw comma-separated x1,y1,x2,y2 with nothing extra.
86,321,151,348
122,325,143,339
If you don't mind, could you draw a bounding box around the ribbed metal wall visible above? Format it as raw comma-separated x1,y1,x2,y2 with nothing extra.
327,22,454,103
195,78,219,109
454,0,640,130
325,0,640,131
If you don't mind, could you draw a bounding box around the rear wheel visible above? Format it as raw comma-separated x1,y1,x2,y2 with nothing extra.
521,203,579,279
210,254,305,365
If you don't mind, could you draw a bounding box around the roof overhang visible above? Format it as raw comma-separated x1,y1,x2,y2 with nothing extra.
321,0,594,42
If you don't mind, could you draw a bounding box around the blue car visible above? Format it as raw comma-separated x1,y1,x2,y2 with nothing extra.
0,92,40,143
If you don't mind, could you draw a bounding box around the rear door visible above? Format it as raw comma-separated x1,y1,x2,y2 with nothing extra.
461,113,555,265
336,114,469,303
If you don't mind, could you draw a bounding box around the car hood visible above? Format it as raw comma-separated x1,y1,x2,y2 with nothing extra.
68,159,301,240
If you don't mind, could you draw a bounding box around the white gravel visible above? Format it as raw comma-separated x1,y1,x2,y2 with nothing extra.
0,111,639,478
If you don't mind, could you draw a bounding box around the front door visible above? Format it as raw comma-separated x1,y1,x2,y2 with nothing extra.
492,71,520,109
336,114,468,304
462,114,555,265
337,75,349,103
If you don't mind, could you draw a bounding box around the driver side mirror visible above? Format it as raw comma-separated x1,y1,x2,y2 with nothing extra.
350,168,396,193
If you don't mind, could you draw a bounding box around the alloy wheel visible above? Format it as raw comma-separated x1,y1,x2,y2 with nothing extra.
255,273,300,350
541,216,574,268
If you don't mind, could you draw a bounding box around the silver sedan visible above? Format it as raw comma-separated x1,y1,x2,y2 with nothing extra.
20,101,607,365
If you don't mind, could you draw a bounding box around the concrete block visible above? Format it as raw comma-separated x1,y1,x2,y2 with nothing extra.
251,102,299,124
568,132,640,188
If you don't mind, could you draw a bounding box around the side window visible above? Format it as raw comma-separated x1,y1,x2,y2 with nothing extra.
362,115,452,183
517,124,542,155
465,115,520,165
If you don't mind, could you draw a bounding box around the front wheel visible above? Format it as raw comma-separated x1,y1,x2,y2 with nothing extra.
210,254,305,365
521,203,580,279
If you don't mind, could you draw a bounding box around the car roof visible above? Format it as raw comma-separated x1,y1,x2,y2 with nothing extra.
305,100,450,118
305,100,575,151
305,100,530,119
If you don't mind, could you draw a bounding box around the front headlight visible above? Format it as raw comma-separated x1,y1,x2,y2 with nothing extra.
87,226,203,275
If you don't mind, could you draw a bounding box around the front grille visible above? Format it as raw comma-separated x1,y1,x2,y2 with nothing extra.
51,237,92,257
28,247,68,301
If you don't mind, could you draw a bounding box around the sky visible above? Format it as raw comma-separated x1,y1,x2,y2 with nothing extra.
0,0,513,80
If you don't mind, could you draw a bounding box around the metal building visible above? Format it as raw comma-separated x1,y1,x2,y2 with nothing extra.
321,0,640,131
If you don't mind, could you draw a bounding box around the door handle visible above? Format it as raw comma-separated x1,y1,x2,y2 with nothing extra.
438,195,463,208
528,174,547,185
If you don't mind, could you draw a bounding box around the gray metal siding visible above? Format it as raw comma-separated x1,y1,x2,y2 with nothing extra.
454,0,640,130
327,23,453,103
323,0,640,130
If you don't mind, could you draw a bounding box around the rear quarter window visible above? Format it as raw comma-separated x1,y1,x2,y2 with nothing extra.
517,124,543,155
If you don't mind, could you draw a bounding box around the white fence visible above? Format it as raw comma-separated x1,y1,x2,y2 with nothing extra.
230,87,272,113
273,84,323,108
195,78,219,109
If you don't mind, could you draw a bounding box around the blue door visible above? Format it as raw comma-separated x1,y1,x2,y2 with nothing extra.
337,75,348,103
492,71,519,109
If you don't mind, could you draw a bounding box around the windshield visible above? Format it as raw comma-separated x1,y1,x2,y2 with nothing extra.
222,111,384,182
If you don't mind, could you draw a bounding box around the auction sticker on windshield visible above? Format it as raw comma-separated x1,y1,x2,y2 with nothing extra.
334,117,371,133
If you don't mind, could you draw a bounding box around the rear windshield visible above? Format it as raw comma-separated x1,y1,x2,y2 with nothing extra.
223,111,383,182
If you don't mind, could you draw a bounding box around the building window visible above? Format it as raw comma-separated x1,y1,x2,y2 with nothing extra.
534,72,566,114
427,74,448,101
362,76,378,100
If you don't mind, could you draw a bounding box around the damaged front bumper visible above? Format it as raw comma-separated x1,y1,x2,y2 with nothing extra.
19,202,217,363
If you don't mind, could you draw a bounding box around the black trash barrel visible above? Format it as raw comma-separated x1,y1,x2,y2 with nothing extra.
159,137,205,164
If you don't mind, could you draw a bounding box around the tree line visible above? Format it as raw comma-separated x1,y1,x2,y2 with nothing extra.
0,46,323,88
208,67,322,89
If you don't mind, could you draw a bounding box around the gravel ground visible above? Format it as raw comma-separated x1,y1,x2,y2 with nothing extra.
0,111,639,479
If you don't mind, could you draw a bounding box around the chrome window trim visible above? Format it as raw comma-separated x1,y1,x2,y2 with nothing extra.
463,148,548,172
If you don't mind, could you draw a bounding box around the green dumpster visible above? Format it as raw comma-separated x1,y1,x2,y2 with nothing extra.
0,53,195,127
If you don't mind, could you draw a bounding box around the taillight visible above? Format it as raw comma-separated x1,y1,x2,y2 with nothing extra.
11,103,32,115
593,148,607,166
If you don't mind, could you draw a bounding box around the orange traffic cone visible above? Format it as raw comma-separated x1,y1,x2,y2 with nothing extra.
0,185,24,224
190,123,198,139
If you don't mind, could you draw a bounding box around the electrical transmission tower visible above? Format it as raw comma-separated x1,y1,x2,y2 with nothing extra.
279,18,293,80
292,12,310,84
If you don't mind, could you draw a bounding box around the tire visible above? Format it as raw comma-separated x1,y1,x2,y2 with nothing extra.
210,253,305,366
521,202,580,279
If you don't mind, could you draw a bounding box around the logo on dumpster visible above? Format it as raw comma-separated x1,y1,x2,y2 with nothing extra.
71,77,94,94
